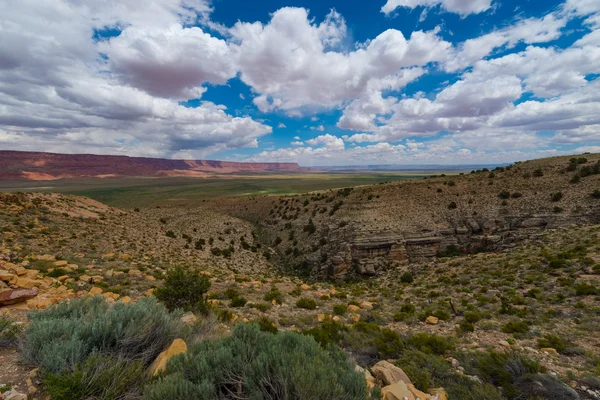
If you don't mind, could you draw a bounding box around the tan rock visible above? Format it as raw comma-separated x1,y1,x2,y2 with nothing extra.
427,388,448,400
332,316,341,322
359,301,373,310
27,297,52,310
351,313,361,323
382,381,416,400
16,278,43,289
25,270,39,280
149,338,187,376
181,312,198,325
541,348,559,356
102,253,115,259
89,287,103,296
13,267,28,276
347,304,361,312
408,384,431,400
54,260,68,267
0,288,38,306
317,313,327,322
372,360,413,386
119,254,132,260
79,275,92,283
128,269,143,278
145,288,155,296
300,284,310,290
119,296,132,303
0,270,16,283
425,316,439,325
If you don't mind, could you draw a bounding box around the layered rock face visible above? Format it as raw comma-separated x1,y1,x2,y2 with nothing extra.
327,212,600,277
0,150,311,180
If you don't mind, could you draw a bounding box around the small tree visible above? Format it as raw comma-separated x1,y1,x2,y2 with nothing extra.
154,266,211,313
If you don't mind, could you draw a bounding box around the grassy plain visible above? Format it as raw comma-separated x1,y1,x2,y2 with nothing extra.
0,171,463,208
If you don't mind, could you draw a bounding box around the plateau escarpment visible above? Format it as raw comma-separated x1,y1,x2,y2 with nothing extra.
0,150,311,180
216,153,600,278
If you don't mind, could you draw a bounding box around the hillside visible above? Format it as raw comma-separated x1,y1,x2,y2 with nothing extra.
212,153,600,278
1,153,600,399
0,150,311,181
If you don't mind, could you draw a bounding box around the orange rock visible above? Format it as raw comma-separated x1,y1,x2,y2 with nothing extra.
149,339,187,376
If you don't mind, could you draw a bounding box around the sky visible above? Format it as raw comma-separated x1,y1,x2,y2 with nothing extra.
0,0,599,166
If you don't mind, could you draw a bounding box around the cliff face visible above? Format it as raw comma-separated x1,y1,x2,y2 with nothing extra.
0,151,311,180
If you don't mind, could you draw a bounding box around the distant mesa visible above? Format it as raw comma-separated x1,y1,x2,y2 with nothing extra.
0,150,313,181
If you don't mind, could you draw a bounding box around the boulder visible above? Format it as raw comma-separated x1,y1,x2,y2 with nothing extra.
300,284,310,290
89,287,103,296
372,360,413,386
16,277,43,289
427,388,448,400
347,304,361,312
53,260,68,267
425,316,439,325
359,301,374,310
0,287,38,306
540,348,559,356
2,390,27,400
27,297,53,310
382,381,415,400
351,313,361,323
149,338,187,376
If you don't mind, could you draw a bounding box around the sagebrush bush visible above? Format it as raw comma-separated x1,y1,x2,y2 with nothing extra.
0,316,22,348
154,265,211,313
296,297,317,310
22,296,186,374
144,324,369,400
43,356,147,400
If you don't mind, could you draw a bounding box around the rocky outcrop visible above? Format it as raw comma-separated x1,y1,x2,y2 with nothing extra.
149,338,187,376
327,212,600,278
0,288,38,306
0,150,314,181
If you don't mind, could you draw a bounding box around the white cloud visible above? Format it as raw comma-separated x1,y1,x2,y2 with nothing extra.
278,123,287,128
230,7,450,113
305,134,345,150
311,125,325,131
382,0,492,17
0,0,271,158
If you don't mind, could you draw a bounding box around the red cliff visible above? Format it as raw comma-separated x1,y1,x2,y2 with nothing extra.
0,151,312,181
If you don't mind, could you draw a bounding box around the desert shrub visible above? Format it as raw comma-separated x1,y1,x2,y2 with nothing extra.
296,297,317,310
400,303,416,314
498,190,511,199
533,168,544,177
407,333,454,355
537,334,568,353
592,189,600,199
43,356,147,400
22,296,185,374
575,282,599,296
457,320,475,333
304,320,347,346
447,201,457,209
263,288,283,304
510,192,522,199
144,324,369,400
333,304,347,315
256,317,278,334
502,320,530,334
230,296,247,308
154,266,211,313
550,192,563,202
400,271,414,284
457,351,549,399
396,350,500,400
0,316,22,348
464,311,484,323
165,230,176,238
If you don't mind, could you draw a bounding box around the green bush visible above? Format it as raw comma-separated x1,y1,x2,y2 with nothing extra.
154,266,211,313
575,282,599,296
22,296,185,374
263,288,283,304
464,311,484,323
230,296,248,308
333,304,347,315
256,317,278,334
400,272,414,284
396,350,500,400
407,333,454,355
502,320,530,334
144,324,369,400
43,356,147,400
0,316,22,348
296,297,317,310
550,192,563,202
537,334,569,353
458,320,475,333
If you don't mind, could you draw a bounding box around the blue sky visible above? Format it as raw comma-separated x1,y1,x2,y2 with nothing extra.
0,0,599,165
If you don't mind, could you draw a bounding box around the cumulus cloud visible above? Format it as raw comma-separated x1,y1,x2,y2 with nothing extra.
230,7,450,113
0,0,271,158
381,0,493,17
